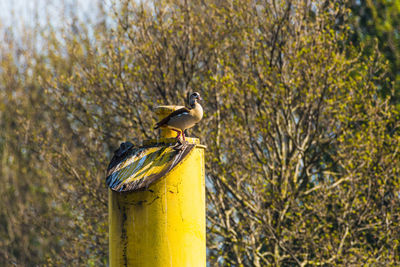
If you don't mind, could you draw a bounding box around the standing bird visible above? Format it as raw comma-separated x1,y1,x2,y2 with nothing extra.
155,92,203,142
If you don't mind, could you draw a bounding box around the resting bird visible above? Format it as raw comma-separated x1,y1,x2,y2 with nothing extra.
155,92,203,141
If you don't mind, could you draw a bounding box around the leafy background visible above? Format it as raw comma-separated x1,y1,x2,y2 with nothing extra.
0,0,399,266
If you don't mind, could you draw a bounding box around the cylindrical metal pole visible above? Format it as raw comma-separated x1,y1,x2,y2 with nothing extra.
109,106,206,267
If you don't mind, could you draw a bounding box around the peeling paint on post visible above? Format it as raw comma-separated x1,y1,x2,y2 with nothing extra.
107,106,206,267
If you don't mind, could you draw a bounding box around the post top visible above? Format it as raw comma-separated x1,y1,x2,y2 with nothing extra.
143,137,200,146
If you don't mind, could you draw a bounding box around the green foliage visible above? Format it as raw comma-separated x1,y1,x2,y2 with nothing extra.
0,0,399,266
349,0,400,103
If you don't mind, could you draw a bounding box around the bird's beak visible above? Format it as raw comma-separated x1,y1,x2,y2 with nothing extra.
198,96,202,101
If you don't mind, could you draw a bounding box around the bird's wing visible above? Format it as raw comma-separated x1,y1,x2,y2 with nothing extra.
155,107,191,129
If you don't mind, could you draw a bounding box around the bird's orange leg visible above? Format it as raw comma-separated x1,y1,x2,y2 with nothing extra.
182,130,186,141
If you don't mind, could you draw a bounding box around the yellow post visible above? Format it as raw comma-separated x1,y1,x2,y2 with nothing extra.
109,106,206,267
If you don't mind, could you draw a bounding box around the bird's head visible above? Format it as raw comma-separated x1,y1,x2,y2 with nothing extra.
189,92,202,106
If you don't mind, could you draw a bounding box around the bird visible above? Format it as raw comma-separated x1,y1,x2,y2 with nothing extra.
155,92,203,142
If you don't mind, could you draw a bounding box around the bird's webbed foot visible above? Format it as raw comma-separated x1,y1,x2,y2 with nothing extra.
172,138,188,151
